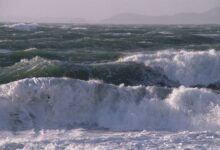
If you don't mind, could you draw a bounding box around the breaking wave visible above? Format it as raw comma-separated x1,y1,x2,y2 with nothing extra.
0,56,176,86
119,49,220,86
0,78,220,131
3,23,38,31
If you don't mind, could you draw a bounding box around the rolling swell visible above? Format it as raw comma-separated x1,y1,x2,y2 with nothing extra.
0,50,121,67
0,56,177,87
0,78,220,131
1,24,220,51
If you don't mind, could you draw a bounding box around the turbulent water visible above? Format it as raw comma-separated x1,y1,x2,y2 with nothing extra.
1,23,220,149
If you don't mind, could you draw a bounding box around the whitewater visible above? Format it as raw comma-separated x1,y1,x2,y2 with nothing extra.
0,77,220,149
0,23,220,149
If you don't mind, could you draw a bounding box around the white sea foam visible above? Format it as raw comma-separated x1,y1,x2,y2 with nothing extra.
60,25,71,29
0,78,220,131
23,48,38,52
16,56,53,66
4,23,38,31
159,31,174,35
194,34,220,37
0,129,219,150
104,32,132,36
119,49,220,86
71,27,88,30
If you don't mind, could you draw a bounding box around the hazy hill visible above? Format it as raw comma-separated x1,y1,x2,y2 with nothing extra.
101,6,220,24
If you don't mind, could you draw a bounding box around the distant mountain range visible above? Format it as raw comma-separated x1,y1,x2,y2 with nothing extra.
1,6,220,24
101,6,220,24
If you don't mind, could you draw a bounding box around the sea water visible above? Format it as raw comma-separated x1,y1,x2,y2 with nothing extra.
0,23,220,149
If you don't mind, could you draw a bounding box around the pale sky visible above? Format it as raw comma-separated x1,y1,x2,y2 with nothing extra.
0,0,220,21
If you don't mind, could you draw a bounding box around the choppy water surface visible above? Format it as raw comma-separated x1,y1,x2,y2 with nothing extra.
0,23,220,149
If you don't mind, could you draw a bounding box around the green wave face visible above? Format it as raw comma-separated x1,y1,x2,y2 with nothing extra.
0,56,177,86
0,24,220,86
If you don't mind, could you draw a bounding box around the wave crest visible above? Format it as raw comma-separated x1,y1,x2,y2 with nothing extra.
0,78,220,131
119,49,220,86
3,23,38,31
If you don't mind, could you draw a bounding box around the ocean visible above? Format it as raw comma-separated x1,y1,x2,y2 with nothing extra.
0,23,220,149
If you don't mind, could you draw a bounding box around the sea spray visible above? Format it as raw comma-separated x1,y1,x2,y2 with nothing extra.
0,78,220,131
118,49,220,86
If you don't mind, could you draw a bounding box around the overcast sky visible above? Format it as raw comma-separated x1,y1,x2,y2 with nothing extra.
0,0,220,21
